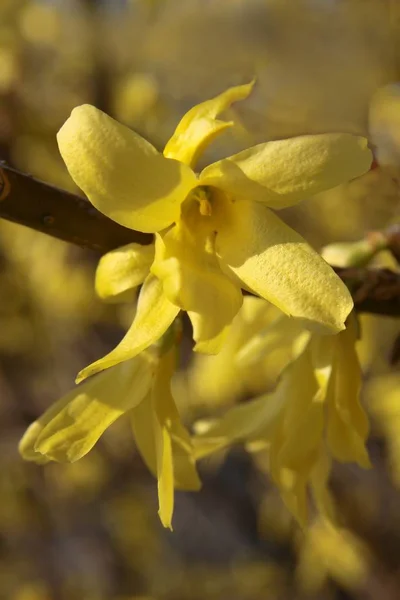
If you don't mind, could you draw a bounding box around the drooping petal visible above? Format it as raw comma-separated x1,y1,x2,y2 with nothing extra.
131,349,201,491
327,320,371,468
201,134,372,209
164,81,254,168
156,420,174,530
33,357,152,463
310,448,336,522
95,242,155,302
216,200,353,333
77,274,179,382
153,346,201,493
131,346,200,529
151,199,243,351
57,105,197,233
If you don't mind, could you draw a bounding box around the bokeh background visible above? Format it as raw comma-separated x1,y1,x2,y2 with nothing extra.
1,0,400,598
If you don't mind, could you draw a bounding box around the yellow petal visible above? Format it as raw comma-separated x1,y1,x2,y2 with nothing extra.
134,346,201,529
201,134,372,209
156,422,174,530
57,105,197,233
95,242,154,302
164,81,254,168
327,320,371,468
310,449,336,522
152,199,243,350
236,314,310,368
193,391,285,460
19,394,72,464
216,200,353,333
34,357,152,462
76,274,179,382
131,347,201,491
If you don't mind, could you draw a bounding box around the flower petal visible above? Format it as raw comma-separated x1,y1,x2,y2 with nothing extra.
164,81,254,168
34,357,152,462
193,391,284,460
77,274,179,382
327,320,371,468
57,105,197,233
216,200,353,333
151,203,243,351
201,134,372,209
95,242,155,302
131,347,201,491
19,394,72,464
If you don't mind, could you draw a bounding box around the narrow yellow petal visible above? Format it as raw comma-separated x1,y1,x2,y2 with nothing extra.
216,200,353,333
157,423,174,530
76,274,179,382
201,134,372,209
164,81,254,168
131,347,201,491
95,242,154,302
310,449,336,522
327,320,371,468
57,105,197,233
152,200,243,350
35,357,152,462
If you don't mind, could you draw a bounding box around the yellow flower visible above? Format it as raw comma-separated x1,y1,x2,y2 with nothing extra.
193,315,370,525
19,339,200,530
296,518,369,594
58,82,372,381
174,296,308,408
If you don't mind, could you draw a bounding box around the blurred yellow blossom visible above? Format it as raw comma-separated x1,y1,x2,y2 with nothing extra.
296,518,369,593
194,315,371,524
57,82,372,383
367,373,400,488
174,296,308,410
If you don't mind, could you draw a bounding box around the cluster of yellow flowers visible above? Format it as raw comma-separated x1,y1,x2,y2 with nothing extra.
20,82,374,530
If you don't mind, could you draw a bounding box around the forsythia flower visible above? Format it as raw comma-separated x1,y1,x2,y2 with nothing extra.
296,518,369,593
193,315,370,525
19,339,201,529
57,82,372,382
174,296,308,407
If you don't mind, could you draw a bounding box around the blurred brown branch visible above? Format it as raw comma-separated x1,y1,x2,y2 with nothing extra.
1,163,400,318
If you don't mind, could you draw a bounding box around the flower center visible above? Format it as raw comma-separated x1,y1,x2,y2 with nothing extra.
195,186,213,217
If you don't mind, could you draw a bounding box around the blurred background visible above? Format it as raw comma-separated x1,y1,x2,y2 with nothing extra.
1,0,400,598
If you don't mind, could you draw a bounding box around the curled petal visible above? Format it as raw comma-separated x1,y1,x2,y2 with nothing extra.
33,358,152,463
216,200,353,333
201,134,372,209
77,274,179,382
164,81,254,168
57,105,197,232
95,242,155,302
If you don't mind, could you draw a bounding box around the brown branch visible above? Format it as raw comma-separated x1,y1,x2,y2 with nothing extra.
0,164,152,252
1,163,400,317
335,267,400,318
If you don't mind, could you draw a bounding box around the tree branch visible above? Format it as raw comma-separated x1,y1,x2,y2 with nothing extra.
0,164,152,252
1,163,400,317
